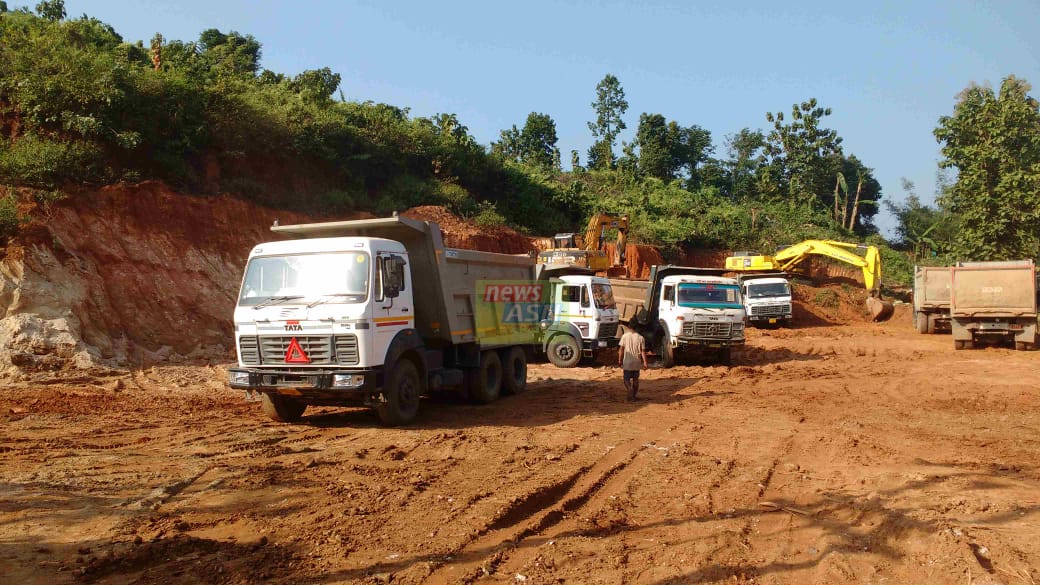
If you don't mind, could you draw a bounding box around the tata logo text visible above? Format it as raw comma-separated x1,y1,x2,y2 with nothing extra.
284,320,303,332
501,303,552,323
483,284,544,303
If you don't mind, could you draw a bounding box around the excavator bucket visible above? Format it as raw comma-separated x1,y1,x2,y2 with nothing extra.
866,296,894,322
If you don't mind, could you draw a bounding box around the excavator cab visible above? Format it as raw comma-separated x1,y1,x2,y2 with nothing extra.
552,233,580,249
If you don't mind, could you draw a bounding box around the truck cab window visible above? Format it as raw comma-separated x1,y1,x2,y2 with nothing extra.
580,286,590,308
663,285,675,303
561,285,581,303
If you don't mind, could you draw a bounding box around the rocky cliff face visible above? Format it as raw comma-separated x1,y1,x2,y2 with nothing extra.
0,182,309,379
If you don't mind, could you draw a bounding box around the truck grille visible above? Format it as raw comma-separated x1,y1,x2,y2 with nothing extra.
334,335,360,365
238,335,260,365
682,321,732,338
260,336,333,365
751,303,791,316
598,322,619,339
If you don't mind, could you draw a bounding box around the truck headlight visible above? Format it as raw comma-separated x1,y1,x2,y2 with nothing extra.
332,374,365,388
229,371,250,386
732,323,745,331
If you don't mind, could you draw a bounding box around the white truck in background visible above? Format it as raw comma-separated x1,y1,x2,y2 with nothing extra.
610,266,746,366
229,215,620,426
950,260,1038,351
736,273,793,327
538,267,620,368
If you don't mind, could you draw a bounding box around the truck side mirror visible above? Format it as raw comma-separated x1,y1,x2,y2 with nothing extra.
382,255,407,298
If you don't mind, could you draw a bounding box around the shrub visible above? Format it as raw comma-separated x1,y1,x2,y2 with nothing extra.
813,289,839,308
472,200,506,228
0,193,24,240
0,135,104,187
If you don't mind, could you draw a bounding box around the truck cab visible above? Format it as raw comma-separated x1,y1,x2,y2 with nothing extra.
657,275,746,363
541,273,620,367
738,274,793,326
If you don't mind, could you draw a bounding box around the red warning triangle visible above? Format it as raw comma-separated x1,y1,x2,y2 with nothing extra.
284,337,311,364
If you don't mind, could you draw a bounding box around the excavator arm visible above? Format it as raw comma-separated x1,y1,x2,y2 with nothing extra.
773,240,881,293
583,213,629,266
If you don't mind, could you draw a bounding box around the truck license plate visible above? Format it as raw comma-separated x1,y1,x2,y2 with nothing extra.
768,318,777,324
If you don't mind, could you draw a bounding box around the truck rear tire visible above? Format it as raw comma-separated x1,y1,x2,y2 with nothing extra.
926,314,937,334
1016,341,1033,351
547,334,581,368
261,393,306,423
501,347,528,394
915,312,928,334
376,359,422,426
954,340,974,350
469,350,503,403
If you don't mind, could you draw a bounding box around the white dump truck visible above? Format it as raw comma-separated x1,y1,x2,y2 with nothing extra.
609,266,746,366
913,265,951,334
229,215,619,425
736,273,793,327
537,266,620,367
950,260,1038,351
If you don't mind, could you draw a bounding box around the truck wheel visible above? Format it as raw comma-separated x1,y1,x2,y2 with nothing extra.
915,312,928,334
657,324,675,368
260,393,306,423
1016,341,1033,351
376,359,422,426
469,350,503,403
547,334,581,368
501,347,528,394
926,314,937,334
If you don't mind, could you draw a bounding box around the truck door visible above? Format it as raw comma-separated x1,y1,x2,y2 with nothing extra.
559,284,591,337
373,252,413,358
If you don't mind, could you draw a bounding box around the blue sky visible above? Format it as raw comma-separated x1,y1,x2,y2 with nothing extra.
65,0,1040,235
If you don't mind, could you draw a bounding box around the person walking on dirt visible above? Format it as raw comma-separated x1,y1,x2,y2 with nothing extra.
619,329,648,401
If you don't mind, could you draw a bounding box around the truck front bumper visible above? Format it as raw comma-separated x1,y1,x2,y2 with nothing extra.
747,314,792,323
229,367,383,403
674,336,745,348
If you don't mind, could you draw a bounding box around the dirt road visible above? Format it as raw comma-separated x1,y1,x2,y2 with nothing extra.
2,311,1038,584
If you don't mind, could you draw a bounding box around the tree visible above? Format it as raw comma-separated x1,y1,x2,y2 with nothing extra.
34,0,64,20
935,75,1040,260
491,125,522,161
765,98,843,207
197,29,262,76
634,113,670,179
723,128,767,199
886,179,957,259
570,150,581,172
291,67,341,104
0,2,9,13
518,112,558,170
587,74,628,169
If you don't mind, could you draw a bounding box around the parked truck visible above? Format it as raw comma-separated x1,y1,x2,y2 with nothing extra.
609,266,746,366
538,266,620,367
950,260,1038,350
736,273,793,327
913,265,951,334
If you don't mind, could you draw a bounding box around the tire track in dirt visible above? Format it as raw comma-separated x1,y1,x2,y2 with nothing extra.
423,441,647,584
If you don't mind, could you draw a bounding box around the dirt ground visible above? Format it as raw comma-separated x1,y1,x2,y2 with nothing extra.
2,308,1039,585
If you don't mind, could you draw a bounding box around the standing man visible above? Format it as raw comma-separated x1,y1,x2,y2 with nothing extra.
618,327,648,401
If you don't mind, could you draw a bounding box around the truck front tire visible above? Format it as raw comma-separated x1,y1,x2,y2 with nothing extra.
547,334,581,368
261,393,306,423
657,323,675,368
469,350,503,403
377,359,422,426
501,347,528,394
717,347,732,366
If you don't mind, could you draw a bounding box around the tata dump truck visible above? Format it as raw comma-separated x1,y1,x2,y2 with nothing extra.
537,265,620,368
736,273,793,327
609,266,746,366
229,215,621,425
913,265,951,334
950,260,1038,351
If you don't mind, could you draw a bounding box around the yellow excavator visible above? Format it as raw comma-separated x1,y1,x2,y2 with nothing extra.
538,213,629,276
726,240,894,321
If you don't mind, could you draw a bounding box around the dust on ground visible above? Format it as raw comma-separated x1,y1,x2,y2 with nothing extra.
2,311,1038,585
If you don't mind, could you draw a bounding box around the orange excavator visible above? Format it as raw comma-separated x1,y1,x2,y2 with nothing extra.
537,213,630,277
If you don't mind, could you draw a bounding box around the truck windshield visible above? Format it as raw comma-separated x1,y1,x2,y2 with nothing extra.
747,282,790,299
238,252,370,306
677,283,742,309
592,283,616,309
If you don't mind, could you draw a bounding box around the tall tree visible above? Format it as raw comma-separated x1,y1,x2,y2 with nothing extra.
765,98,843,207
34,0,64,20
723,128,767,199
587,74,628,169
935,75,1040,260
518,112,558,170
634,113,671,179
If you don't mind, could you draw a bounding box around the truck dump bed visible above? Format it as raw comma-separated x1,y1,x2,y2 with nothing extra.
951,260,1037,317
609,265,729,324
272,216,535,347
914,266,951,310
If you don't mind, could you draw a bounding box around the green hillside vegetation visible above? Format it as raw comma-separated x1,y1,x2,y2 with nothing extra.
2,2,1039,286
